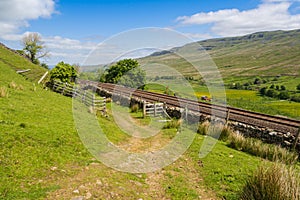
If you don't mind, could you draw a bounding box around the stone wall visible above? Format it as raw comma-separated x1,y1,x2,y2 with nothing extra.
91,86,300,153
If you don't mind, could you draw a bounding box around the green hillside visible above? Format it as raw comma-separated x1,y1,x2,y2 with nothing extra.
0,43,47,82
0,44,92,199
139,29,300,80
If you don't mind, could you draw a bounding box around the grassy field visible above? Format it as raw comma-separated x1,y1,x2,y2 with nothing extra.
145,79,300,119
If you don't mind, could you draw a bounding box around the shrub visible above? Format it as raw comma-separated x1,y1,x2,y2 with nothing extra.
240,162,300,200
130,104,139,113
0,87,8,98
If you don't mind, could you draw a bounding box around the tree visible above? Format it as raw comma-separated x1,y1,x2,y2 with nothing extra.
280,85,286,91
278,91,290,100
266,89,278,98
259,87,267,96
101,59,146,89
22,32,48,64
50,61,78,83
297,84,300,91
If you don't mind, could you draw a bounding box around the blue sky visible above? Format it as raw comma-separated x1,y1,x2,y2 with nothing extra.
1,0,300,65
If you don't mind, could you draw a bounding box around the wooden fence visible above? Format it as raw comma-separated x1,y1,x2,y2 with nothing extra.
51,80,106,110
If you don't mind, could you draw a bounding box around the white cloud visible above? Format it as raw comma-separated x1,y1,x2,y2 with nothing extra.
0,0,55,40
183,33,213,40
176,2,300,36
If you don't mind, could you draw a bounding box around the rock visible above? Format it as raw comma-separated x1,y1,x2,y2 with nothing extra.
269,132,277,136
73,189,80,194
96,180,102,186
71,197,84,200
85,192,92,199
50,166,57,171
284,141,291,146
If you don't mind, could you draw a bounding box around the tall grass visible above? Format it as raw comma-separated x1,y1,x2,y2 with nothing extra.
0,86,8,98
197,122,231,141
130,103,139,113
163,119,182,129
240,162,300,200
228,132,298,164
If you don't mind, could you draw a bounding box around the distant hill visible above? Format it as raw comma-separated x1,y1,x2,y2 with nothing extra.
139,29,300,80
0,43,47,82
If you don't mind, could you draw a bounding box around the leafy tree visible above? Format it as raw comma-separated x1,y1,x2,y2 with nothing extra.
101,59,146,89
280,85,286,91
254,78,261,85
259,87,267,95
50,61,78,83
22,33,48,64
278,91,290,100
266,89,278,98
297,84,300,91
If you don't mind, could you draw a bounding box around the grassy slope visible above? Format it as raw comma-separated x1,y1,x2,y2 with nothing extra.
139,29,300,79
0,44,47,82
0,54,92,199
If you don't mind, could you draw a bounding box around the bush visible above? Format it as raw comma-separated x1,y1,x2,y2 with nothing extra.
240,162,300,200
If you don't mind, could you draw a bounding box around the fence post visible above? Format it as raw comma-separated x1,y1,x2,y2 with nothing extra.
225,109,230,126
143,101,146,118
154,102,157,117
185,105,188,121
292,126,300,151
92,94,95,109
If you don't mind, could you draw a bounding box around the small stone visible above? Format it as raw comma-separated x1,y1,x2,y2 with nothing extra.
269,132,277,136
96,180,102,185
73,189,80,194
50,166,57,171
85,192,92,199
71,196,84,200
229,154,234,158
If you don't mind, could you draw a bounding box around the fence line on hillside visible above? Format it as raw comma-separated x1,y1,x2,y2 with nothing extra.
51,80,106,111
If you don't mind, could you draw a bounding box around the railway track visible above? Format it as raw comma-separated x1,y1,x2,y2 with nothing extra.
81,80,300,135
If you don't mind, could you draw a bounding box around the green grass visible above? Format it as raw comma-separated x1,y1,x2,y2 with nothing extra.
145,81,300,119
0,67,92,199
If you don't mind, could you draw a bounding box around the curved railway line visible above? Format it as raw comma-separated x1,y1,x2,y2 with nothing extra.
81,80,300,136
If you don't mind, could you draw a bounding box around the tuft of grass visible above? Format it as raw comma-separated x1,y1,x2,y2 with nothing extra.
163,118,182,129
0,86,8,98
197,121,209,135
8,81,24,90
197,122,231,141
130,103,139,113
240,162,300,200
228,132,298,164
